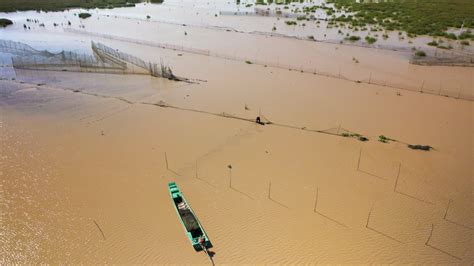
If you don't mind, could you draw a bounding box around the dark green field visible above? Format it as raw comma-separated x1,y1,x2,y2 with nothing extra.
327,0,474,39
0,0,143,12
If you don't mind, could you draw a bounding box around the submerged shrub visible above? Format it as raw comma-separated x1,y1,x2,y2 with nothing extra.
365,36,377,44
78,13,91,19
0,18,13,27
345,35,360,41
415,50,426,57
407,144,432,151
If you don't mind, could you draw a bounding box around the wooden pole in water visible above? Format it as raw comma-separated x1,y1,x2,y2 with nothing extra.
394,163,401,192
164,152,169,170
313,187,318,212
357,148,362,170
443,199,451,219
268,181,271,199
228,164,232,188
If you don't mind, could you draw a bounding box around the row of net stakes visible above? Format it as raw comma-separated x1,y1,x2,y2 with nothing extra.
61,30,474,100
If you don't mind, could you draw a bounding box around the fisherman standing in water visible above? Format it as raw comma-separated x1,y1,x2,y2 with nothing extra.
256,116,264,125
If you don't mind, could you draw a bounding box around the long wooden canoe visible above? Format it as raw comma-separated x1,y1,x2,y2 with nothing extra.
168,182,212,251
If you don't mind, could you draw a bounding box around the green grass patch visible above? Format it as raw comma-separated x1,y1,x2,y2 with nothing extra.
458,30,474,40
0,0,141,12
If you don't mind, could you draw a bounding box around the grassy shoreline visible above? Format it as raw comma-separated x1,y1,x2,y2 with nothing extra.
0,0,142,13
327,0,474,40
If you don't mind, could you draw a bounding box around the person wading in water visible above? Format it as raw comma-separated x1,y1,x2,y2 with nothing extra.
256,116,264,125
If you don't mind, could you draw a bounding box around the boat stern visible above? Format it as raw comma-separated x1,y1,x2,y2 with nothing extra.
192,237,213,251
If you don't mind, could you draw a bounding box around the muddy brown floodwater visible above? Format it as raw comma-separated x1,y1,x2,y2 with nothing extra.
1,0,473,264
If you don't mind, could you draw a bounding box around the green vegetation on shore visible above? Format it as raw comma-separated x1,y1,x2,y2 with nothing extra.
0,0,141,12
328,0,474,39
0,18,13,27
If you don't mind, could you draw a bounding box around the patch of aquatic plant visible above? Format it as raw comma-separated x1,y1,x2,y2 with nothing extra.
245,60,253,64
0,18,13,27
458,30,474,40
437,44,452,50
365,36,377,44
460,40,470,46
78,12,92,19
0,0,141,12
285,20,297,26
378,135,395,143
341,132,368,141
345,35,360,42
407,144,432,151
414,50,426,57
427,40,438,47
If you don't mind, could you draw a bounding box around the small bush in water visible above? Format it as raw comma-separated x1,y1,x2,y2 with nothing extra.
78,13,91,19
